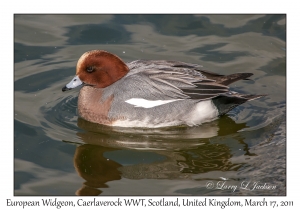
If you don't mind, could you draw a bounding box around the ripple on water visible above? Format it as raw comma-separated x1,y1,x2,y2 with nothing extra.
39,94,81,140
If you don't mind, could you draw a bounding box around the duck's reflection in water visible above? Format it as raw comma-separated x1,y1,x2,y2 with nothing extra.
74,144,121,196
72,116,248,195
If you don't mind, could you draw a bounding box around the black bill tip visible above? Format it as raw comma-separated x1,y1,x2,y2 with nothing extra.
62,86,70,92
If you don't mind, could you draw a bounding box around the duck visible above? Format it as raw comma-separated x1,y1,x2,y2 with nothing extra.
62,50,263,128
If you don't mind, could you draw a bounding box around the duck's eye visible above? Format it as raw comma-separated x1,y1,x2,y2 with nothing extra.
86,66,94,73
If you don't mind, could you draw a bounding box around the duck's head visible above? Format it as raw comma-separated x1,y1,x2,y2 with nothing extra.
62,50,129,91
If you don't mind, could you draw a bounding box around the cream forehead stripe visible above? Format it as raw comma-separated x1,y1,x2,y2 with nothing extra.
125,98,183,108
76,51,92,72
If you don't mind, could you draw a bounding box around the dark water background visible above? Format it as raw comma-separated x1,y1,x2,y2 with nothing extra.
14,14,286,196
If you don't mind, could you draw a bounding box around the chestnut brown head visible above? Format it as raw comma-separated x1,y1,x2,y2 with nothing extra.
62,50,129,91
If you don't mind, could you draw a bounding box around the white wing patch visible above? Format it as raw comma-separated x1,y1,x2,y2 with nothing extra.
125,98,183,108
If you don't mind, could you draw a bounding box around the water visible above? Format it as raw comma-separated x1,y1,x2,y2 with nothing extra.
14,14,286,196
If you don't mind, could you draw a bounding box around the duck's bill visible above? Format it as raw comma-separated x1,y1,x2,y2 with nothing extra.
62,75,83,92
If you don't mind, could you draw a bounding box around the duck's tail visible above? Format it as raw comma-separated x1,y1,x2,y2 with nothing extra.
198,69,265,115
212,93,266,115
